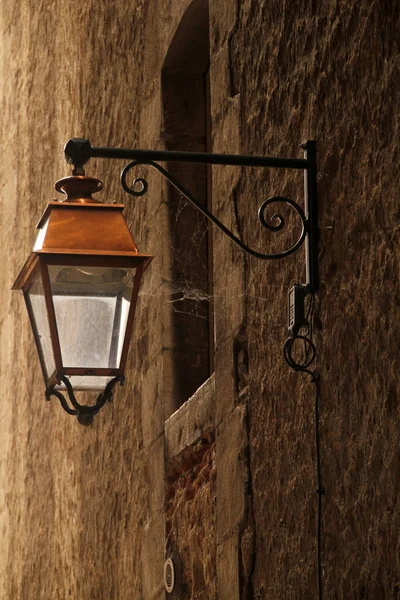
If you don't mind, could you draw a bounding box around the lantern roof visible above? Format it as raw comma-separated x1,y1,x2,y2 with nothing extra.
12,175,153,291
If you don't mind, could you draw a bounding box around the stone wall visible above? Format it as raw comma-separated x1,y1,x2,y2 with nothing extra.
0,0,398,599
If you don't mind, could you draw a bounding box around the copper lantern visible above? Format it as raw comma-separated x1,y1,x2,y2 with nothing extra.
12,175,153,425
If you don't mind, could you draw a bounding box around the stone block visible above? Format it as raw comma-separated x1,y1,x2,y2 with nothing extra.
141,439,165,597
217,534,240,599
209,45,231,115
216,404,248,542
211,96,241,194
141,353,164,448
133,281,164,369
209,0,239,53
139,77,162,147
213,247,245,349
141,515,165,599
157,201,174,283
214,339,236,425
145,435,165,514
165,374,215,459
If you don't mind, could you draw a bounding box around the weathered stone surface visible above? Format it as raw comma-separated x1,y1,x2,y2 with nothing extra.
165,375,215,459
141,352,165,448
214,338,238,425
209,0,239,54
235,2,400,597
209,45,232,118
142,438,166,599
217,534,240,599
0,0,399,598
165,435,216,599
142,515,166,599
216,404,249,542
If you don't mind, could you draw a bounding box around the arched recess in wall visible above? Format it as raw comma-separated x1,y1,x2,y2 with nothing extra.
162,0,213,410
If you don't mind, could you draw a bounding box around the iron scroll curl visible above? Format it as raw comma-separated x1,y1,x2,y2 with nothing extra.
120,160,308,260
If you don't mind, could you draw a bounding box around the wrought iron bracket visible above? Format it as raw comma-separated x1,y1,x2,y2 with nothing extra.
64,138,318,292
58,138,320,424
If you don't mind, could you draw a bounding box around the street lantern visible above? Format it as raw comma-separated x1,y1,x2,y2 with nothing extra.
13,137,318,425
12,174,153,424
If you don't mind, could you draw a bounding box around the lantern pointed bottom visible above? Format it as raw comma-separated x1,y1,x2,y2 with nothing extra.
45,374,125,425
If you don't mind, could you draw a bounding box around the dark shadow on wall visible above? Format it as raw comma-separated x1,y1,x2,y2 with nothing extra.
162,0,213,410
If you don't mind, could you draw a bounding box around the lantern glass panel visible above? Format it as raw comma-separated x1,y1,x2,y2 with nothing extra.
24,267,56,381
48,265,136,370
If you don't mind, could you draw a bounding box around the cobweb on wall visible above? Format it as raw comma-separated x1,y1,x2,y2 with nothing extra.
129,164,309,338
136,196,297,334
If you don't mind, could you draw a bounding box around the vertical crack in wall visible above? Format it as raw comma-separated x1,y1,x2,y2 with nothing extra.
237,405,256,600
234,323,250,401
227,0,241,99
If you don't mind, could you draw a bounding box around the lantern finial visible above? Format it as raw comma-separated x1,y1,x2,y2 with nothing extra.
55,175,103,204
